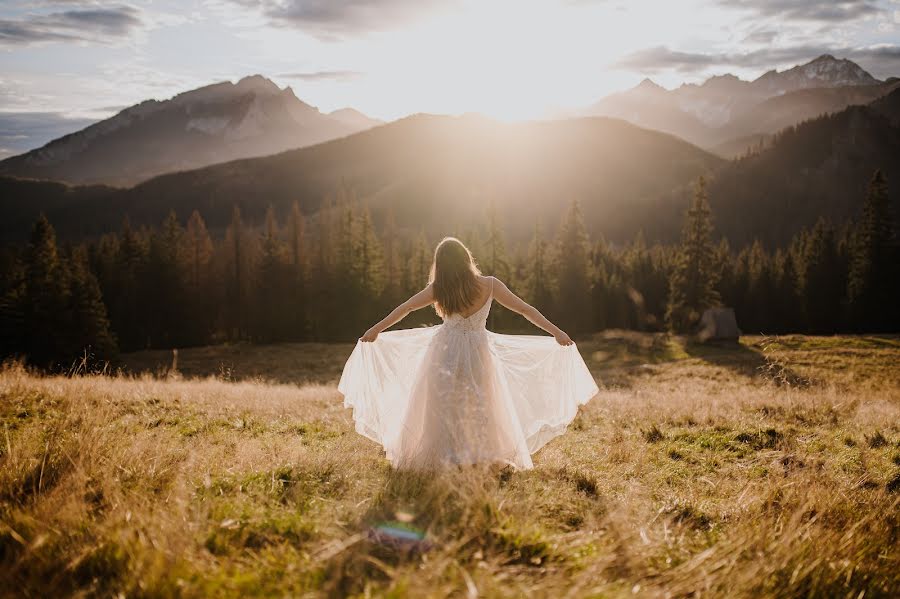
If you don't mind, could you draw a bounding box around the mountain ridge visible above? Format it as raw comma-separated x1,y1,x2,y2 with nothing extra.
0,75,381,187
0,114,723,244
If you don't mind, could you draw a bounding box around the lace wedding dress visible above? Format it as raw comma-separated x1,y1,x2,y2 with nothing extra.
338,280,599,470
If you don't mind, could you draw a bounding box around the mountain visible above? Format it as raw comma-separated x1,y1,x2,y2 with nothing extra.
0,75,380,187
586,55,898,156
0,114,723,243
752,54,879,95
327,108,383,130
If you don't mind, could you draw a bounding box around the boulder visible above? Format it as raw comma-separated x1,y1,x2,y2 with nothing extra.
696,307,741,342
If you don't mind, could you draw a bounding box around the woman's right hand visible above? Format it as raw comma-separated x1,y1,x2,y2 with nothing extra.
360,328,379,343
554,331,573,346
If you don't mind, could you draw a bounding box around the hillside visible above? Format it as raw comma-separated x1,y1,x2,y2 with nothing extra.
0,75,381,187
1,114,724,243
702,90,900,247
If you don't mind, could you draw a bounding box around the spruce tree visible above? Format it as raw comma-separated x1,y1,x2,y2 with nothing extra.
380,207,404,308
0,249,25,358
23,215,70,367
525,222,553,314
554,200,593,335
484,204,511,281
68,247,118,363
145,211,186,346
356,203,385,298
624,231,655,330
223,205,256,340
666,177,720,333
286,202,308,339
406,229,431,294
799,219,845,333
848,170,897,332
255,206,293,342
184,210,214,344
355,203,386,331
484,203,511,329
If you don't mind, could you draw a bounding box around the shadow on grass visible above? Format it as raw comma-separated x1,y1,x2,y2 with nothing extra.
578,330,816,388
682,338,814,388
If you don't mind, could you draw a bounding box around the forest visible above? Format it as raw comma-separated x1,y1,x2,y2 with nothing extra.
0,170,897,369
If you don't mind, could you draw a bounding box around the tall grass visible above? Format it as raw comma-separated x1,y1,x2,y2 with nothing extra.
1,334,898,597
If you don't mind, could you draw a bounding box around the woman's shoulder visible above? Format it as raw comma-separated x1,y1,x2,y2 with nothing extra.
478,274,497,287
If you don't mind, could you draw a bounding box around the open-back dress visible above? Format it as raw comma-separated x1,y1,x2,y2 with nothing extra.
338,277,599,470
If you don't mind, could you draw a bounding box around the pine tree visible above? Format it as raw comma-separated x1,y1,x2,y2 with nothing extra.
772,247,802,333
525,222,553,314
554,200,593,335
223,205,256,340
68,247,117,363
183,210,215,344
406,229,431,294
483,203,511,329
666,177,720,333
356,203,385,298
483,204,511,281
286,202,308,339
22,215,70,367
381,207,404,308
848,170,897,332
254,206,293,342
624,231,654,330
108,218,148,350
0,249,26,359
799,219,845,333
744,240,776,332
144,211,187,346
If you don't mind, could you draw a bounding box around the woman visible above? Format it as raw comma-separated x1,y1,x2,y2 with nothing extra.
338,237,598,470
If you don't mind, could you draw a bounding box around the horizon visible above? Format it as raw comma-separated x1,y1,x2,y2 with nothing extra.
2,0,900,158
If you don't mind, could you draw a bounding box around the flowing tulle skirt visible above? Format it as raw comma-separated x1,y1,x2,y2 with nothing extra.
337,325,599,470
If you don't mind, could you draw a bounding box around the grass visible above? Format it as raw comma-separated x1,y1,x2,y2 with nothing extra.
1,331,899,597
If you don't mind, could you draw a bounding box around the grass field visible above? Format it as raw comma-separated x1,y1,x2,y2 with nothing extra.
1,332,899,597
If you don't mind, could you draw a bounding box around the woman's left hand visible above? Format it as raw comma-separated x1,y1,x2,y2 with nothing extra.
360,328,379,342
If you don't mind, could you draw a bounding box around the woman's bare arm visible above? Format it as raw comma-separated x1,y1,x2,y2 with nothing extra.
490,276,573,345
360,284,435,342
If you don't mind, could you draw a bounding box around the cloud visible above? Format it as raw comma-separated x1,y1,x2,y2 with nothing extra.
615,44,900,79
0,111,97,157
0,5,142,46
223,0,456,38
742,29,779,44
277,70,363,82
721,0,882,22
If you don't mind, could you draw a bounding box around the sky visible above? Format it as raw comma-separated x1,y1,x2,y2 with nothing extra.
2,0,900,158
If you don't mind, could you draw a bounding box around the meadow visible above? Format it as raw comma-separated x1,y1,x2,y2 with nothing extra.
1,332,898,597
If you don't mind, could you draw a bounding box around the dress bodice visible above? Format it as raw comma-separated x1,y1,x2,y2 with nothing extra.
440,286,493,334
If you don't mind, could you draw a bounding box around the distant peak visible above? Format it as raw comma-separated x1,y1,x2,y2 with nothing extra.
635,77,664,91
812,54,837,62
235,74,280,94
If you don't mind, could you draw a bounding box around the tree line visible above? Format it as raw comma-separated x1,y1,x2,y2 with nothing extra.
0,171,897,369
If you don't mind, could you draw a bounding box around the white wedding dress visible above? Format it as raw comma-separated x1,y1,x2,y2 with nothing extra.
338,280,599,470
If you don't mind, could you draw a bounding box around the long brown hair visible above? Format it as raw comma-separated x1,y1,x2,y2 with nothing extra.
429,237,483,317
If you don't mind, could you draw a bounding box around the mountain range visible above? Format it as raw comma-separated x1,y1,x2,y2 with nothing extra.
1,55,897,249
0,115,723,243
586,55,900,156
0,75,382,187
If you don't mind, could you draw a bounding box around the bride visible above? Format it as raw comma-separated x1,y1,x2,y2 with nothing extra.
338,236,598,470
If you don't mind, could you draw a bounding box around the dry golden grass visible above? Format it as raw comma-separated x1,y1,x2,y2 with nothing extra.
1,332,899,597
